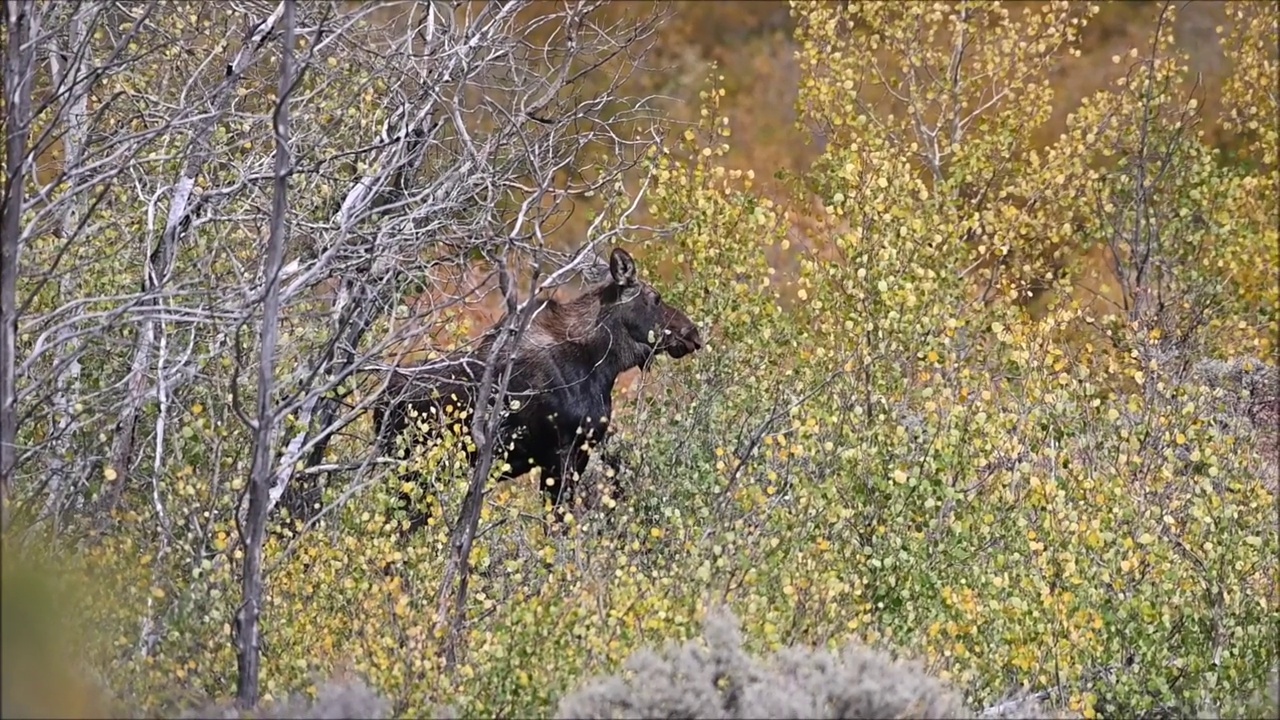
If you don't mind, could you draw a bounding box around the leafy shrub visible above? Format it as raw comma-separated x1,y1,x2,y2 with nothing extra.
1206,668,1280,720
183,677,396,720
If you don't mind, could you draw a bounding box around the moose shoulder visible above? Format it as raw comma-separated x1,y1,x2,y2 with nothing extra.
372,248,703,531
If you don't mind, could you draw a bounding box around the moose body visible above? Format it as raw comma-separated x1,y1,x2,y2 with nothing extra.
373,248,702,530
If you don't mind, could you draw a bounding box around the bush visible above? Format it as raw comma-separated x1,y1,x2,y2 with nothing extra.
555,607,973,719
2,541,1270,720
183,677,396,720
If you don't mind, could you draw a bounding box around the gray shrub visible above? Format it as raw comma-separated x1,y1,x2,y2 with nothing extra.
555,607,973,719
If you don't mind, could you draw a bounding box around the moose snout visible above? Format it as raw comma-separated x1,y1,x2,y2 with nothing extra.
664,325,703,358
686,327,704,352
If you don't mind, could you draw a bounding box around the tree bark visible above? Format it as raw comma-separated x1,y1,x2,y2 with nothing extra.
1,0,36,534
43,1,95,530
235,0,294,708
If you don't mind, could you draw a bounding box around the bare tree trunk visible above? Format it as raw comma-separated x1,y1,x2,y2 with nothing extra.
97,0,289,525
432,226,613,667
433,258,539,667
1,0,36,534
43,1,95,530
235,0,294,708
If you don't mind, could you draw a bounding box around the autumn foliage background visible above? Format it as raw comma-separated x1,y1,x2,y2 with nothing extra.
2,1,1277,718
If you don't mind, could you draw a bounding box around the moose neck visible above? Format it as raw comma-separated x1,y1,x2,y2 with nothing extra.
553,320,643,392
524,294,649,398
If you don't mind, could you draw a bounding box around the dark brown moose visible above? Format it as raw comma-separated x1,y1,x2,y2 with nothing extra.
372,248,703,531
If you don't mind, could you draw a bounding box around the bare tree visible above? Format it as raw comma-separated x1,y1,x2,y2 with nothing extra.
96,0,292,529
5,1,307,534
40,1,95,531
0,0,668,687
1,0,38,535
235,0,295,707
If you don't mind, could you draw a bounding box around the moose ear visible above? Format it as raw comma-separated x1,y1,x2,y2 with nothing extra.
609,247,638,286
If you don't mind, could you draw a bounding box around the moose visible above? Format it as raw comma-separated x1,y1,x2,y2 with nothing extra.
372,247,704,531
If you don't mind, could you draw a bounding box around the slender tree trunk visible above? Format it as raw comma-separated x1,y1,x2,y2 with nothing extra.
236,0,294,708
1,0,35,534
434,258,543,667
44,1,94,530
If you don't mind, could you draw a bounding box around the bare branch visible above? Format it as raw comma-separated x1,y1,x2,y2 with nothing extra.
97,0,295,525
